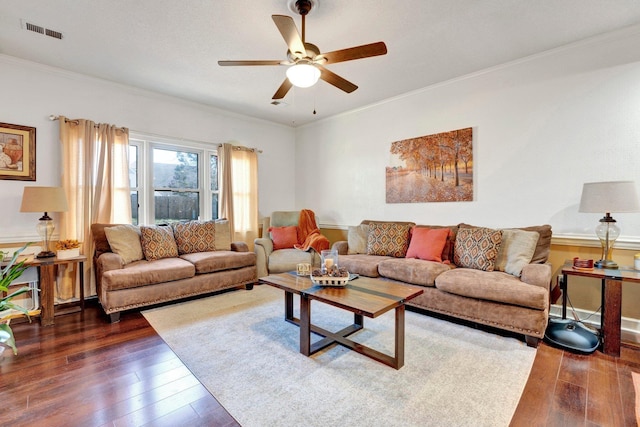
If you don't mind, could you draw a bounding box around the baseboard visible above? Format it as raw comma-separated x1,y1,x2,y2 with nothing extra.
549,304,640,346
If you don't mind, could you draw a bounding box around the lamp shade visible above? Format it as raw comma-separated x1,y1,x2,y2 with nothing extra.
578,181,640,214
20,186,69,213
286,63,321,88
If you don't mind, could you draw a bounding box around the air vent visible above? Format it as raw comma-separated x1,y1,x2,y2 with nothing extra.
25,22,44,34
21,19,63,40
45,29,63,40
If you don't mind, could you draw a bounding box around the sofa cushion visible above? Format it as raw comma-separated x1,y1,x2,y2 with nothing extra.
338,254,391,277
102,257,195,291
172,220,216,254
268,248,315,274
405,227,449,262
140,225,179,261
366,222,412,257
453,227,502,271
378,258,452,287
494,229,539,277
180,251,257,274
347,224,369,254
435,268,548,310
269,226,299,250
104,224,144,264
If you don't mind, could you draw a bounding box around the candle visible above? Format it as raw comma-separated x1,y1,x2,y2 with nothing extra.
324,258,334,269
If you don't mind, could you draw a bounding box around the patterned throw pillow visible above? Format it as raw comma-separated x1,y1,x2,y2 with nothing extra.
172,221,216,255
140,225,179,260
453,227,502,271
366,222,412,257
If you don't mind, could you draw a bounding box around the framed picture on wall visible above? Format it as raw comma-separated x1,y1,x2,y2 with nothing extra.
0,122,36,181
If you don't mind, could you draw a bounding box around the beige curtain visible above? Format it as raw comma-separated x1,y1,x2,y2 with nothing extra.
219,143,259,250
58,116,130,300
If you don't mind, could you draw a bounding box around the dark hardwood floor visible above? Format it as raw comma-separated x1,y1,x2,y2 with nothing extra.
2,300,639,426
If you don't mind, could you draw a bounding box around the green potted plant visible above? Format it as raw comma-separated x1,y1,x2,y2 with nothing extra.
1,242,34,355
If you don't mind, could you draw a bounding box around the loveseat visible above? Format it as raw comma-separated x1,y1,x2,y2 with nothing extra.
91,220,257,322
333,220,552,346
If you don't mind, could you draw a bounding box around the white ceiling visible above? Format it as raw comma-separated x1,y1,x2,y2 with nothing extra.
2,0,640,127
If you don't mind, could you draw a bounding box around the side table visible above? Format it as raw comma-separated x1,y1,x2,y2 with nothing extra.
561,261,640,356
24,255,87,326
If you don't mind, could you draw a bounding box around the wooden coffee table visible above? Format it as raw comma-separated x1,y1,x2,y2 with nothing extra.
259,273,424,369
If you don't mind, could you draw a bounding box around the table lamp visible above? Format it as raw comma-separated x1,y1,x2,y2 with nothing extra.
20,186,69,258
578,181,640,269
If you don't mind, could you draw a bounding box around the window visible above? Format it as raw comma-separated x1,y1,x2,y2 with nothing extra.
129,135,219,225
129,144,139,225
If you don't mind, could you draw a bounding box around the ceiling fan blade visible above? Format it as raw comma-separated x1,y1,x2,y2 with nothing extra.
218,60,283,66
318,66,358,93
272,79,293,100
320,41,387,64
272,15,306,58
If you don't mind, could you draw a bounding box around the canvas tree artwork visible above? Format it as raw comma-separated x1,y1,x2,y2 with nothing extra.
386,127,473,203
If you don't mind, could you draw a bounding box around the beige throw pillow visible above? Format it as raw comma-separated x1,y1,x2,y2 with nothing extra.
104,224,144,264
347,224,369,254
215,219,232,250
494,229,540,277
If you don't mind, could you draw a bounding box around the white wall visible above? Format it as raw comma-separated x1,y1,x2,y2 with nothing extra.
0,55,296,243
295,26,640,244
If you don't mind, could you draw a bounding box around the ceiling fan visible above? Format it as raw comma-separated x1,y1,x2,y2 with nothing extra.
218,0,387,100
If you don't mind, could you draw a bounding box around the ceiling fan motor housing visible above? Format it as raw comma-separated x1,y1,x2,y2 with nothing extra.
288,0,317,16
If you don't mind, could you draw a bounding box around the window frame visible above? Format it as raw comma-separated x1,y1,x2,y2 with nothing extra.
129,134,219,225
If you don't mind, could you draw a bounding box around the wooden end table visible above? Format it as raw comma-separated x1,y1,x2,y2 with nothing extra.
561,261,640,357
23,255,87,326
259,273,424,369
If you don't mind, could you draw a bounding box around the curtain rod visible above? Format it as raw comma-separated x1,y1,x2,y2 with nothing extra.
218,143,263,154
49,115,127,132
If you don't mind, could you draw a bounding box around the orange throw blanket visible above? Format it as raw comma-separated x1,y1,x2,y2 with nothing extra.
294,209,330,253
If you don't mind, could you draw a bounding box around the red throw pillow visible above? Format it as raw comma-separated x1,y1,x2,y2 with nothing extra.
269,226,299,250
406,227,450,262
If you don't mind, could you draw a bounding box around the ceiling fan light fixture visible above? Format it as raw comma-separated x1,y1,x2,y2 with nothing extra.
286,63,320,88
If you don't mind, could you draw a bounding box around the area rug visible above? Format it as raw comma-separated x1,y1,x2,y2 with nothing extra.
143,285,536,427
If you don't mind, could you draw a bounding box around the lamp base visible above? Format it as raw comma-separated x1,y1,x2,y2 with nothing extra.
595,259,618,269
36,250,56,259
544,318,599,354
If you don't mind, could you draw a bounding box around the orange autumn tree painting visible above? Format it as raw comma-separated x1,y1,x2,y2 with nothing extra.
386,127,473,203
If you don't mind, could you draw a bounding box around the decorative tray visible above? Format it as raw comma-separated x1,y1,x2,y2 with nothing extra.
310,274,350,287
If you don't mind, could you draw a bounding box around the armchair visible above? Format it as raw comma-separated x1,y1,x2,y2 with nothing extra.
254,210,322,278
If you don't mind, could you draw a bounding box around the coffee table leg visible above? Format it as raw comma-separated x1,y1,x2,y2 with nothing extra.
300,295,311,356
285,291,294,321
395,305,405,369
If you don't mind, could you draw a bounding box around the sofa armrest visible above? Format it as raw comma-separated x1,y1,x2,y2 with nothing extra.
96,252,124,272
254,237,274,278
332,240,348,255
520,263,552,289
231,242,249,252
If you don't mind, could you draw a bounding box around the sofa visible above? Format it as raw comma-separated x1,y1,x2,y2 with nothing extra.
332,220,552,346
91,219,257,322
254,210,327,278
